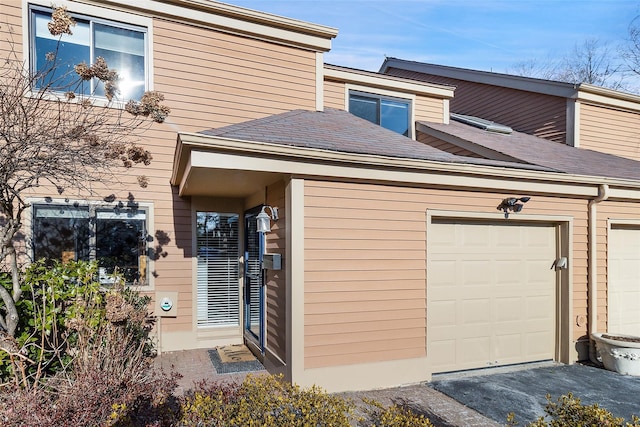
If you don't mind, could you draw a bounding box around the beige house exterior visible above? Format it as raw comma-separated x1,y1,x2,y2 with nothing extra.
4,0,640,393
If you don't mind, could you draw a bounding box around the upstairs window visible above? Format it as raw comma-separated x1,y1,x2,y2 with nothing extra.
349,92,411,137
30,6,147,101
33,203,149,285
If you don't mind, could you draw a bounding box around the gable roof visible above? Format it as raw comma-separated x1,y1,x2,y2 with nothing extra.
199,108,551,171
380,57,640,110
419,119,640,182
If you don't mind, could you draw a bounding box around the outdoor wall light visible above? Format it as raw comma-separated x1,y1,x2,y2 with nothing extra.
256,205,279,233
497,196,531,219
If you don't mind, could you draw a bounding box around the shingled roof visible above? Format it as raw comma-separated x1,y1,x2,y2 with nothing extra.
199,108,553,171
420,119,640,182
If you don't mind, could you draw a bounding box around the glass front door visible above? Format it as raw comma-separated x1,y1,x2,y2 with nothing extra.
244,207,264,350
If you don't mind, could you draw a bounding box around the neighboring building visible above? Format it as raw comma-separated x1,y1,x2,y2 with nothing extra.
4,0,640,393
381,58,640,161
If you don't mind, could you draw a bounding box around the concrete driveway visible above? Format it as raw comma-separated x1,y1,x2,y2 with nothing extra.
431,362,640,424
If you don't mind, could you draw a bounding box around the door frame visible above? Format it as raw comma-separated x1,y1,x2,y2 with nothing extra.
607,219,640,335
244,205,266,352
425,210,573,375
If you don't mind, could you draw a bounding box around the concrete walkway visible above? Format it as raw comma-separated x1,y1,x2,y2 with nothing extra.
155,348,498,427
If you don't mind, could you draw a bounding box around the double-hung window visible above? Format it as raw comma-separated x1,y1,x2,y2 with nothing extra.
30,6,148,101
349,92,411,137
33,203,149,285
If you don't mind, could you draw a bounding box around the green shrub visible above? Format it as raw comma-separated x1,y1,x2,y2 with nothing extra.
507,393,640,427
0,260,178,426
180,374,355,426
178,375,436,427
0,260,105,385
362,398,434,427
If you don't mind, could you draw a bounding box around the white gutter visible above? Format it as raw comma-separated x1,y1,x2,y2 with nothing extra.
588,183,609,364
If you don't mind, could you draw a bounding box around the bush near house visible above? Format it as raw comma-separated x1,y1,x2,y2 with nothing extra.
0,260,431,426
0,260,179,426
178,374,433,427
507,393,640,427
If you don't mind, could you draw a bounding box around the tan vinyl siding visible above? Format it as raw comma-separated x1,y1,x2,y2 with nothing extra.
265,180,287,363
385,67,567,143
323,80,346,109
414,95,444,123
303,180,588,369
154,18,317,130
579,103,640,161
1,1,21,57
6,3,320,336
416,130,482,157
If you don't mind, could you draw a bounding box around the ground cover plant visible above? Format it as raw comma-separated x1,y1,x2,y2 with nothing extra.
507,393,640,427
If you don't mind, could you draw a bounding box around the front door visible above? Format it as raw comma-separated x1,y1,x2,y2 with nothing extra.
244,207,265,351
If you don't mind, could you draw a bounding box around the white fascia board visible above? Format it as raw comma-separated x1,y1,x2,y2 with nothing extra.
576,85,640,113
324,66,454,99
77,0,337,51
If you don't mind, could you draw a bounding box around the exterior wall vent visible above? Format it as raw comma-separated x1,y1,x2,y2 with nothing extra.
451,113,513,134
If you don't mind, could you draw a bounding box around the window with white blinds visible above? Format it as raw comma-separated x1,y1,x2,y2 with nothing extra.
196,212,240,327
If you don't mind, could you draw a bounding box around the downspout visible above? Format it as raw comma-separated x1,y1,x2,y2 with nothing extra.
588,184,609,364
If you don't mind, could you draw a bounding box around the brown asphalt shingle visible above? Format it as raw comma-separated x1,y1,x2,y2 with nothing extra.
200,108,554,171
421,120,640,182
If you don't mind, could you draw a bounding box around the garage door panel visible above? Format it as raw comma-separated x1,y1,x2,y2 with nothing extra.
429,220,556,373
494,298,522,322
429,301,456,327
494,334,522,358
460,299,491,324
608,226,640,335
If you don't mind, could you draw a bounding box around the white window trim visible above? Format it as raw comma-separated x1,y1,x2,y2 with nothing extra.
346,83,416,139
25,197,155,289
22,0,154,99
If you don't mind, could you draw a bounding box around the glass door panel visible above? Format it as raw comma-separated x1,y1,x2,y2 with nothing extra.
244,207,264,349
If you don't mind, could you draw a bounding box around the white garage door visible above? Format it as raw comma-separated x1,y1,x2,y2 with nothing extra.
608,225,640,336
428,220,557,373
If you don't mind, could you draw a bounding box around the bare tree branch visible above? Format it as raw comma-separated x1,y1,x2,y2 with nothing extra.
0,7,169,337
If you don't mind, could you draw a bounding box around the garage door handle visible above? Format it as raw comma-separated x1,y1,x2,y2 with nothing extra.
551,257,567,270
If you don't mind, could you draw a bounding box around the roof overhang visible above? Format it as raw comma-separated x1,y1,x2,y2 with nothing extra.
381,58,640,112
576,84,640,113
324,64,454,99
172,132,640,201
380,58,579,97
90,0,338,52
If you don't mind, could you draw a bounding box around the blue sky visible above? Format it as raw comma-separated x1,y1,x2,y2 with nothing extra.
224,0,640,73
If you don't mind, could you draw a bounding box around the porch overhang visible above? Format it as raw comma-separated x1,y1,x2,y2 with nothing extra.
170,132,628,200
171,133,289,197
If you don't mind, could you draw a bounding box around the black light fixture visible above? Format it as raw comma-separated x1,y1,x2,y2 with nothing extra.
497,196,530,219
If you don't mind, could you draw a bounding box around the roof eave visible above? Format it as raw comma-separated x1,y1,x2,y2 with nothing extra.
93,0,338,51
380,58,579,98
324,64,455,98
172,131,640,199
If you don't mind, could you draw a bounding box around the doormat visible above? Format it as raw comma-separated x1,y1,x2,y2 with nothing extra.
208,345,265,374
